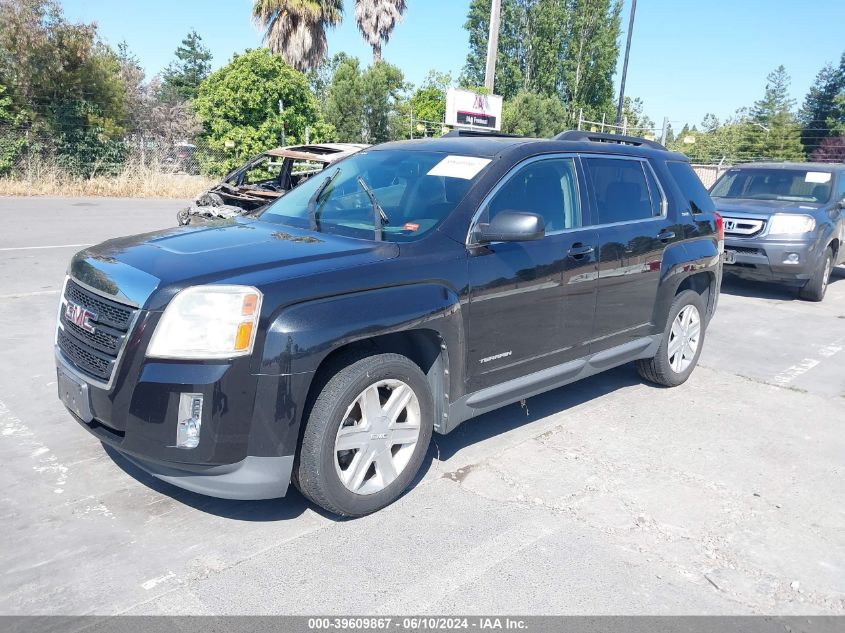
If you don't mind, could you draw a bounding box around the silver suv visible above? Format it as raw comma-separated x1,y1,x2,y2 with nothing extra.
711,162,845,301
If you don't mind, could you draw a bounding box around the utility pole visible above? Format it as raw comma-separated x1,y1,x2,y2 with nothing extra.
615,0,637,126
484,0,502,93
278,99,286,146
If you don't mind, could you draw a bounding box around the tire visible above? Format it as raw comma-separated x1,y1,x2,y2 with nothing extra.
293,353,434,517
637,289,707,388
798,247,833,302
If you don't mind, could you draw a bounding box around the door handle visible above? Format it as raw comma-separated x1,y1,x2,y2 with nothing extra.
568,244,595,258
657,230,676,242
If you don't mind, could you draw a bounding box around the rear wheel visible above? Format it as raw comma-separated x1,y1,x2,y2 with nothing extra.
637,289,707,387
294,353,433,517
799,247,833,302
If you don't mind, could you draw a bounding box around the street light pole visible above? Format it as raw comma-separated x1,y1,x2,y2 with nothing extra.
484,0,502,93
615,0,637,126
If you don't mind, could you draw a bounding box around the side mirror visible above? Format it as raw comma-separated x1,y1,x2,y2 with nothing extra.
475,211,545,243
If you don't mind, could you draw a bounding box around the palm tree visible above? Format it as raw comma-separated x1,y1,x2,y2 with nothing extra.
355,0,407,63
252,0,343,72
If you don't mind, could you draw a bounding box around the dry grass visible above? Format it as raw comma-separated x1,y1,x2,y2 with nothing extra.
0,161,215,199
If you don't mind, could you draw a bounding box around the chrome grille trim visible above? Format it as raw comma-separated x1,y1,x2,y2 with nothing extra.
56,276,141,390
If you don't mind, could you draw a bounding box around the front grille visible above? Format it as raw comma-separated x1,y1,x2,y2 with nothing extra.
57,280,138,383
727,245,766,256
723,217,766,238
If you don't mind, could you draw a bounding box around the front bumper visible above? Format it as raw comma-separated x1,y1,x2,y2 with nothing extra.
122,452,293,500
56,345,298,501
723,238,817,285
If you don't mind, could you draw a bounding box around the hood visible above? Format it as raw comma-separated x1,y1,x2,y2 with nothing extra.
713,198,823,216
69,218,398,309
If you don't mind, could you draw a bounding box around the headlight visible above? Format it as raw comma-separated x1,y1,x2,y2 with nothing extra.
147,285,262,359
768,214,816,235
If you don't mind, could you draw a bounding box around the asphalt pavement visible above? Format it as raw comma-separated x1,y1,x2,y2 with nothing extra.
0,196,843,615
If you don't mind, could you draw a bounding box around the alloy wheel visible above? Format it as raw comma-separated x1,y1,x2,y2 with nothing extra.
668,304,701,373
333,379,421,495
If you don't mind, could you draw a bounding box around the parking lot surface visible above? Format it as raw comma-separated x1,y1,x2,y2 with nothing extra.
1,196,844,615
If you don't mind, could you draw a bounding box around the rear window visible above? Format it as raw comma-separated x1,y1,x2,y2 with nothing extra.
667,161,715,214
583,157,660,224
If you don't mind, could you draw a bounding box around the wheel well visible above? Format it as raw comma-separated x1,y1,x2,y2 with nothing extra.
676,271,716,315
828,238,839,258
300,330,448,439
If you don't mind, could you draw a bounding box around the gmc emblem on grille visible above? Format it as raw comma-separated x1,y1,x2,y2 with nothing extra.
65,300,97,333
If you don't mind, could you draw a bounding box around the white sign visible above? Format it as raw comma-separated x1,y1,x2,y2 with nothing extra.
805,171,831,183
428,155,492,180
445,88,503,131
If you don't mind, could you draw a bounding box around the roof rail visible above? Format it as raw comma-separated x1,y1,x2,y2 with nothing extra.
442,129,524,139
553,130,666,150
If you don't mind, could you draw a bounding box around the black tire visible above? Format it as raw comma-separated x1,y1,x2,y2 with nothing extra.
293,353,434,517
637,289,707,388
798,247,833,302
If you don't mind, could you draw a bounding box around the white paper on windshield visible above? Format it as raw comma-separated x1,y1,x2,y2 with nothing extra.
428,155,492,180
805,171,831,183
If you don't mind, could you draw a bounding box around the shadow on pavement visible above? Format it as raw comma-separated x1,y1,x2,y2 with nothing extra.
720,266,845,301
103,443,336,523
106,363,649,522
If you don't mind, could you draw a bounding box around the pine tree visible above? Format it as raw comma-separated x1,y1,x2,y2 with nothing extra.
160,30,212,103
743,66,804,161
800,52,845,155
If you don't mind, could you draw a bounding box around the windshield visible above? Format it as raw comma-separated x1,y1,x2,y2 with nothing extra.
259,149,489,241
710,168,832,204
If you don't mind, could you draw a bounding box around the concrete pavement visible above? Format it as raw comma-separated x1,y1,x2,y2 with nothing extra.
0,196,843,615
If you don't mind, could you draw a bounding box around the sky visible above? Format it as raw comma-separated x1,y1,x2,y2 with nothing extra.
60,0,845,129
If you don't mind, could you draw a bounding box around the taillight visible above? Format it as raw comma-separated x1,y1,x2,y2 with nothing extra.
714,212,724,253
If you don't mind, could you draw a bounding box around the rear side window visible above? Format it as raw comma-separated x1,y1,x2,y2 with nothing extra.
667,161,716,213
583,157,658,224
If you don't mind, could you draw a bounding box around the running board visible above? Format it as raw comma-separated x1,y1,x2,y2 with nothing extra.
442,335,660,434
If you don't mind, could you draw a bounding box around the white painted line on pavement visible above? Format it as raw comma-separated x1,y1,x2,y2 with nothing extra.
0,290,60,300
773,359,821,386
0,244,90,252
141,571,176,590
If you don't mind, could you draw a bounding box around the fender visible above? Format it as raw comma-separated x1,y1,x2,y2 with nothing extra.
652,237,720,328
253,283,466,449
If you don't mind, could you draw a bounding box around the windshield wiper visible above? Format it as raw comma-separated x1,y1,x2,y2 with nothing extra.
307,168,340,231
356,176,389,242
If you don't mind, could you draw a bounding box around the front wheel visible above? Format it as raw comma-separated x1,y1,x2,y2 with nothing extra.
798,247,833,302
294,353,434,517
637,289,707,387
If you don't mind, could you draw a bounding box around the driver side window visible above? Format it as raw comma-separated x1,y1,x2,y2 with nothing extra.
480,157,581,234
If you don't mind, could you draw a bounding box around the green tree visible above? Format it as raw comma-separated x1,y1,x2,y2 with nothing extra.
355,0,406,63
561,0,621,119
308,52,350,105
408,71,452,126
361,61,406,143
0,0,129,176
800,53,845,155
0,84,26,175
460,0,525,100
460,0,620,118
194,48,324,174
742,66,804,161
159,30,212,103
252,0,343,72
501,91,567,137
325,56,365,142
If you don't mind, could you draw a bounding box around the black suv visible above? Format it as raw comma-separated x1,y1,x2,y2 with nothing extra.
55,131,723,517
